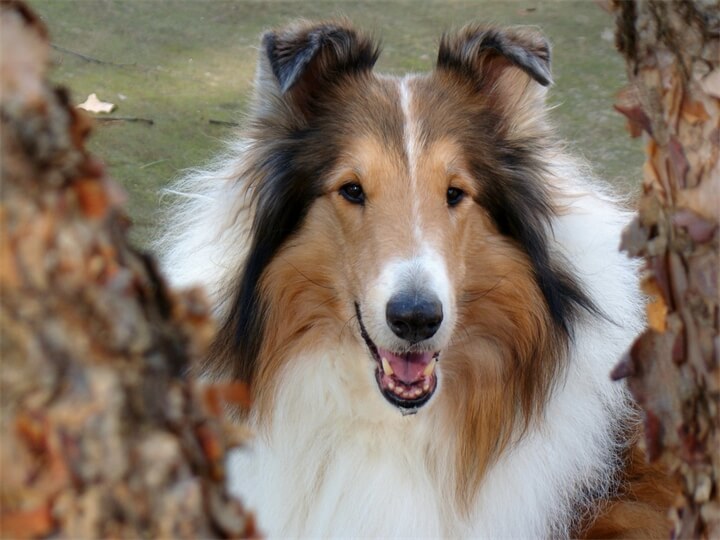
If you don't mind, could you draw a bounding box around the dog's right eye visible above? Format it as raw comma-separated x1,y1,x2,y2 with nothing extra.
339,183,365,205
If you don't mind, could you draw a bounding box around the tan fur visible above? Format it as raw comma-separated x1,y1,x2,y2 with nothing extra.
255,127,569,514
578,437,676,539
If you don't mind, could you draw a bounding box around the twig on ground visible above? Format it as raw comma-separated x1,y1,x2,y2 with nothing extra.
139,159,168,170
51,44,137,67
96,116,154,125
209,119,240,127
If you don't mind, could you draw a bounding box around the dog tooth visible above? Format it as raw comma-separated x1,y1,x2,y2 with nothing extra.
381,357,394,376
414,388,422,397
387,381,395,390
423,360,436,377
394,386,403,396
423,382,430,392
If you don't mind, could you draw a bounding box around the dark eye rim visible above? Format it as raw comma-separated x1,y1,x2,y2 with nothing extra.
339,182,365,205
446,187,465,207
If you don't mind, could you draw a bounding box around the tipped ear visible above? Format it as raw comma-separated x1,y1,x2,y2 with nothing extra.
256,21,380,117
437,25,552,114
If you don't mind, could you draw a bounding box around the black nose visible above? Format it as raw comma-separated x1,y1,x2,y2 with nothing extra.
386,292,443,343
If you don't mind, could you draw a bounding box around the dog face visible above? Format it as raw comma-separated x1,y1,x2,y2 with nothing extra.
328,127,469,409
208,21,593,418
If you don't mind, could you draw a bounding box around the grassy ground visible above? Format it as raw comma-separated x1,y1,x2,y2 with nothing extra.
32,0,642,248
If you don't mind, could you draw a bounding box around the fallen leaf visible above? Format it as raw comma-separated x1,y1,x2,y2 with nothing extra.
77,93,115,114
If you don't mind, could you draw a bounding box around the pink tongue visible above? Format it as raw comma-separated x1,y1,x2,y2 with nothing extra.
378,348,434,384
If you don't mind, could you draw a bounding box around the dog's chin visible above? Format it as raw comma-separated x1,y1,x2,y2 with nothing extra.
355,304,439,414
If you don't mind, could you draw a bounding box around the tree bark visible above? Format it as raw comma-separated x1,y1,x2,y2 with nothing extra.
611,1,719,538
0,2,255,537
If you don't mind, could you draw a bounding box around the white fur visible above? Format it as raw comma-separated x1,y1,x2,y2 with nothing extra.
159,79,643,538
364,246,456,355
155,139,254,319
399,76,425,245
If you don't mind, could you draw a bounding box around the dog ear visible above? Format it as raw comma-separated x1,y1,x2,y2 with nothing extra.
256,21,381,118
436,25,552,116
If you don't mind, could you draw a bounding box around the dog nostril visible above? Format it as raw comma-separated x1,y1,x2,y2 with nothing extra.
386,292,443,343
389,318,412,339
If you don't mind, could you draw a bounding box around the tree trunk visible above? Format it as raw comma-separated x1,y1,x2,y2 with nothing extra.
611,1,719,538
0,2,255,537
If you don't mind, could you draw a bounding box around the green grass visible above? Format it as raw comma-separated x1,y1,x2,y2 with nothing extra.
31,0,642,248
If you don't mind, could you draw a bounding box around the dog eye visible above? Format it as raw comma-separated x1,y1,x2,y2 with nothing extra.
446,187,465,207
339,183,365,205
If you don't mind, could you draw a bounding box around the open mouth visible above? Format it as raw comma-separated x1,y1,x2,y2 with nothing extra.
355,304,439,413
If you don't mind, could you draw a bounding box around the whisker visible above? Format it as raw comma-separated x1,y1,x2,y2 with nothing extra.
339,313,358,340
279,256,336,291
460,274,510,304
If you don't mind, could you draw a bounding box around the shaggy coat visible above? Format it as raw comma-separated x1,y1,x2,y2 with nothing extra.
160,21,673,538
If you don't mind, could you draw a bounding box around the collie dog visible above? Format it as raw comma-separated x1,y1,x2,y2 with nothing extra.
160,21,673,538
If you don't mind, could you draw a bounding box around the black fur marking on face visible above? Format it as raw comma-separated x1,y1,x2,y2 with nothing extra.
468,133,599,336
211,129,338,383
209,23,382,383
428,27,595,337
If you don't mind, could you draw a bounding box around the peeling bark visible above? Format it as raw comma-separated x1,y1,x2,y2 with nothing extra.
611,1,719,538
0,2,255,537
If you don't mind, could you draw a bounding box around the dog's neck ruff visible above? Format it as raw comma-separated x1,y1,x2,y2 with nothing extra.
228,322,630,538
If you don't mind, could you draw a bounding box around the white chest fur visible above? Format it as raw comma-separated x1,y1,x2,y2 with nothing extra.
228,335,632,538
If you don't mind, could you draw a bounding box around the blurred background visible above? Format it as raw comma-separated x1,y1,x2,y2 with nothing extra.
32,0,642,247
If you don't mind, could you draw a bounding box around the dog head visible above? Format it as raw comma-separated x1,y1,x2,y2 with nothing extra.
208,21,592,418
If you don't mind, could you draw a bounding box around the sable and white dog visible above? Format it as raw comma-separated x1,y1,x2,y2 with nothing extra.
160,21,672,538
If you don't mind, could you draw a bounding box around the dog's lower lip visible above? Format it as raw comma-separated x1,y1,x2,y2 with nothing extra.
355,302,438,409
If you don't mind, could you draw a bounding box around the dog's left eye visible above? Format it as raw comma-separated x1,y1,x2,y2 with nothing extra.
339,183,365,205
446,187,465,207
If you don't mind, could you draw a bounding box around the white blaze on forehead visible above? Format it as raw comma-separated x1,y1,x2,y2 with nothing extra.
357,78,455,351
399,76,423,244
